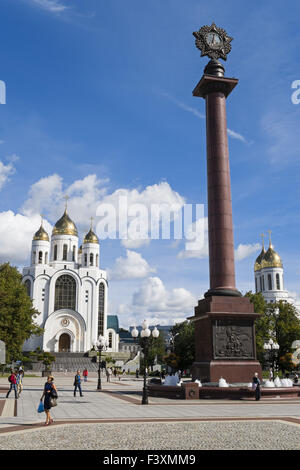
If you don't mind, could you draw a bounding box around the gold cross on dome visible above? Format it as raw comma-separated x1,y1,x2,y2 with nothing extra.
90,216,94,229
268,230,272,247
260,233,265,249
64,195,70,210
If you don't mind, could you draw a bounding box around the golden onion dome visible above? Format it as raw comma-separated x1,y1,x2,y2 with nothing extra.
33,224,49,242
254,247,266,272
52,209,78,237
261,245,283,270
83,228,99,244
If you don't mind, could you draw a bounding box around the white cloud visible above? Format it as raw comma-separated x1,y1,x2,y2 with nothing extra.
2,173,187,265
177,217,208,259
97,181,185,247
121,238,151,249
160,92,205,119
21,173,109,225
28,0,68,13
0,211,52,265
22,174,63,217
235,243,261,261
108,250,155,281
66,175,109,226
160,91,249,144
0,160,16,190
227,129,247,143
118,276,197,325
22,175,185,246
286,291,300,313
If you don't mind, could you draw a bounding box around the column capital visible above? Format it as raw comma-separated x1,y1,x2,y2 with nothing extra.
193,74,238,99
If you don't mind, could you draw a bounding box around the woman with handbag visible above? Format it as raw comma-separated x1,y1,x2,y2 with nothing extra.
40,375,58,426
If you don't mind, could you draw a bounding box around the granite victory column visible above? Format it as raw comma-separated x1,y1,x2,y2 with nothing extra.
189,23,262,383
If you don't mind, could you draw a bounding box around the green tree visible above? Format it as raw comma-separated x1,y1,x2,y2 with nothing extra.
279,352,296,373
273,301,300,364
139,333,165,371
246,292,300,373
170,321,195,371
245,291,272,364
162,352,179,371
37,351,56,372
0,263,43,362
103,355,116,366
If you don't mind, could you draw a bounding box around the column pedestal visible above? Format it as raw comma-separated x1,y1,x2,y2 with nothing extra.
189,296,262,383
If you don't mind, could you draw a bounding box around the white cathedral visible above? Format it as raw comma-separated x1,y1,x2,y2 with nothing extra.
22,207,119,354
254,232,294,304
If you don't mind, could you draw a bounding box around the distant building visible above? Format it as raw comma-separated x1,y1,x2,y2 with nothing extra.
119,330,139,356
106,315,120,352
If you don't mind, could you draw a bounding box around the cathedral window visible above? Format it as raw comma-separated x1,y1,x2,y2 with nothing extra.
45,252,48,264
262,276,265,291
96,254,99,267
276,273,281,290
54,245,58,261
32,251,36,264
24,279,31,297
63,244,68,261
255,278,258,293
98,283,105,337
90,253,94,266
109,332,113,349
72,246,76,262
268,274,272,291
84,254,87,266
38,251,43,264
54,275,76,311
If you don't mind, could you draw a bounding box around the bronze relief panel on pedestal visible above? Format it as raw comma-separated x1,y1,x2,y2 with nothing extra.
213,319,255,360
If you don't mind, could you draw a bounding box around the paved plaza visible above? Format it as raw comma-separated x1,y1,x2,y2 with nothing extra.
1,373,300,450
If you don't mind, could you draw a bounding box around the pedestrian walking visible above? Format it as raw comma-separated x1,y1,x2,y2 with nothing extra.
6,370,18,399
16,370,23,397
252,372,261,401
83,368,88,382
40,375,58,426
135,369,139,379
113,368,117,379
74,370,83,397
106,367,112,382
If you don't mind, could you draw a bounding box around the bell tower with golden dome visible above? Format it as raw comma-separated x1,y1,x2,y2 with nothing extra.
50,197,79,265
254,231,291,303
31,217,50,265
81,218,100,269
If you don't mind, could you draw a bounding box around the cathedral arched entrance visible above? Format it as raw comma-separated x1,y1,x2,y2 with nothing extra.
59,333,71,352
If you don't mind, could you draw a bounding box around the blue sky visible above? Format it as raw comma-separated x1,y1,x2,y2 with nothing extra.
0,0,300,327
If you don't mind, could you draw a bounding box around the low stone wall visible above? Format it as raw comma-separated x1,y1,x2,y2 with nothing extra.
147,382,200,400
148,383,300,400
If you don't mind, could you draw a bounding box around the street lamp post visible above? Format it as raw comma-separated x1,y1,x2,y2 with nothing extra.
95,335,109,390
167,332,179,374
131,321,159,405
264,339,279,379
